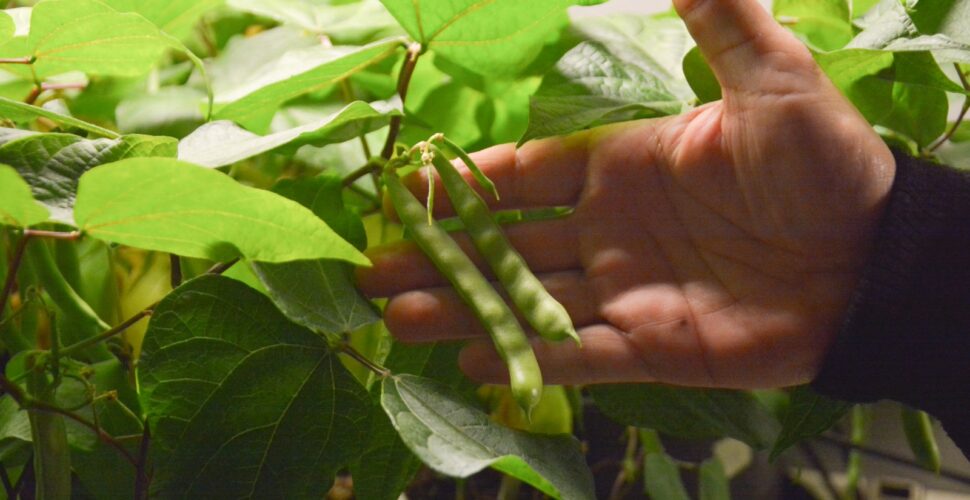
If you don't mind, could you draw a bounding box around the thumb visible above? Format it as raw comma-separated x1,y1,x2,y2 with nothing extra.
673,0,816,93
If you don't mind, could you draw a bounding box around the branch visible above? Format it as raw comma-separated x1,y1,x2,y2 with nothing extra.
342,159,384,187
335,342,390,378
929,64,970,152
381,43,422,159
134,422,151,500
58,257,239,358
0,232,31,320
58,308,152,359
0,376,138,467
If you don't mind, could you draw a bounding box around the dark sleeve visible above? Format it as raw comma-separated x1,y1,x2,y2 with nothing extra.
812,149,970,452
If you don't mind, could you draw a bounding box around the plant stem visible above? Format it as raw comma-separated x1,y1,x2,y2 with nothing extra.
134,422,151,500
342,159,384,188
57,257,237,358
24,368,71,500
58,308,152,359
206,257,239,276
40,82,87,92
844,405,868,500
335,342,390,378
0,57,31,65
609,427,641,500
25,239,112,332
0,376,139,468
170,254,182,288
929,64,970,152
381,43,422,159
0,232,31,320
26,230,81,241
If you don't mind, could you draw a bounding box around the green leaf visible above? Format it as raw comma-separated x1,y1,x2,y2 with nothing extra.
909,0,970,46
70,359,142,500
381,374,595,500
99,0,222,39
572,15,696,101
349,342,471,500
115,86,207,138
251,174,379,335
682,47,721,104
350,393,422,500
74,157,369,264
227,0,402,44
817,50,957,146
770,386,850,459
213,38,401,132
589,384,780,449
643,453,690,500
0,96,119,137
139,275,371,498
699,458,731,500
0,11,13,43
400,79,488,148
521,41,684,143
0,163,48,227
179,100,400,168
850,0,970,63
0,131,176,224
521,14,696,143
774,0,853,51
28,0,172,78
0,396,32,465
379,0,580,76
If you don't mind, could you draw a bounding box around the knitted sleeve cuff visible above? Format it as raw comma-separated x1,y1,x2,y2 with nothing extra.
812,150,970,445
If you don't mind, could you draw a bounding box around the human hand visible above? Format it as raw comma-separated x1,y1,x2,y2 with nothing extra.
357,0,896,389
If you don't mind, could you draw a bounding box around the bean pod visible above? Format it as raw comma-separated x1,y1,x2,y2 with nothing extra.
429,147,580,344
383,169,542,414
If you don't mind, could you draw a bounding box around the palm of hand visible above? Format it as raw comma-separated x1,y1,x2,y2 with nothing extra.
359,0,896,389
570,86,892,387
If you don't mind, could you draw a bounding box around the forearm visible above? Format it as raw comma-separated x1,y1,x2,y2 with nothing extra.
813,149,970,449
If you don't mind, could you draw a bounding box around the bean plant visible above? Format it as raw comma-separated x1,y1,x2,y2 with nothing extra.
0,0,968,498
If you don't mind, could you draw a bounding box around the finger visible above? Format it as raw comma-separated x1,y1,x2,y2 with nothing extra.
386,136,589,219
459,324,658,385
672,0,817,92
356,218,580,297
384,271,600,342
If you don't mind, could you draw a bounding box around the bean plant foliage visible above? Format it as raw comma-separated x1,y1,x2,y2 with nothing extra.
0,0,967,498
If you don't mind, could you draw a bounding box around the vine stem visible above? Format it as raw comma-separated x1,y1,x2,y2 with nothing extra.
0,376,138,467
342,159,384,187
0,232,31,320
380,42,422,159
57,257,238,359
335,342,390,378
929,64,970,152
2,230,81,319
134,423,151,500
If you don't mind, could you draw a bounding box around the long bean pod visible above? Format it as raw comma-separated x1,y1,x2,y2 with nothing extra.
429,147,579,344
383,169,542,413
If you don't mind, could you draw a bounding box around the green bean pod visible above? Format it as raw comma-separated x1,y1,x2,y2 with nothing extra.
901,406,941,473
383,170,542,414
429,148,579,344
